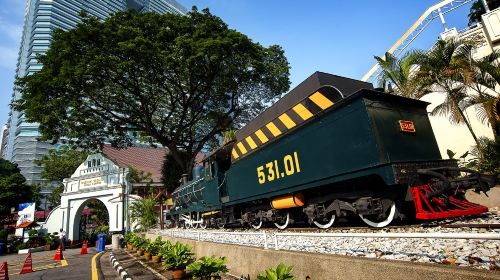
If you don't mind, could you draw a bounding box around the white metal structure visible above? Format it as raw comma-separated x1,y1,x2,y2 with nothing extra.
362,0,474,83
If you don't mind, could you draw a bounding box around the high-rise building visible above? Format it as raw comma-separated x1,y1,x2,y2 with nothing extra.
2,0,186,186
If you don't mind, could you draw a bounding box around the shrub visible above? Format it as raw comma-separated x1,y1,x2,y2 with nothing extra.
96,225,109,234
162,242,194,270
257,263,294,280
145,237,165,256
467,137,500,174
186,256,229,280
131,235,147,249
124,232,135,244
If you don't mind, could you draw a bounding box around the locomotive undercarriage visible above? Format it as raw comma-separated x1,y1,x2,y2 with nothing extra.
172,167,496,230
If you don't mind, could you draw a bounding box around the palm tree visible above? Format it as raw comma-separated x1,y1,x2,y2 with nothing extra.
130,198,158,231
413,38,481,147
374,52,419,97
460,49,500,139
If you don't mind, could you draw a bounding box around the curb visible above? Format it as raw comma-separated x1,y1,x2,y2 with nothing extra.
109,252,132,280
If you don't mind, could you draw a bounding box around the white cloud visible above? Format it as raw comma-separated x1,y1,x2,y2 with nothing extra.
0,45,18,70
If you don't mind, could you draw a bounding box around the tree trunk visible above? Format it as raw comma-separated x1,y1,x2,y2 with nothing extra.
457,105,481,147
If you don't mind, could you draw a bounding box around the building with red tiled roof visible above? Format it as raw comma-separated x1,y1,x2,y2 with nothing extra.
102,144,168,182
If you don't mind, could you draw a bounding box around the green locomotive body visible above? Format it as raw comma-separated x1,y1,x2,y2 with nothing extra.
169,72,493,229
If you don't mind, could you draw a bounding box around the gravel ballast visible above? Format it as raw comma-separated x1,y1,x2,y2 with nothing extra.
151,208,500,271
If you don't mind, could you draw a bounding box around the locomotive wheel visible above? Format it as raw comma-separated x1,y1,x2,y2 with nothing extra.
200,218,208,229
216,217,226,229
358,199,396,228
313,214,336,229
250,217,263,230
273,212,290,230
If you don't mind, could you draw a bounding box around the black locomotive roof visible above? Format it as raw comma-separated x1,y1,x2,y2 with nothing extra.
236,71,373,142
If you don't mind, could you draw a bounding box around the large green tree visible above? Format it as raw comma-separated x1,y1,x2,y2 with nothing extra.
35,146,90,207
15,8,290,175
0,159,35,220
36,146,90,182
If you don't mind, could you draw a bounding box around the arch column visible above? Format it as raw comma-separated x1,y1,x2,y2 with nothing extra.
62,186,123,241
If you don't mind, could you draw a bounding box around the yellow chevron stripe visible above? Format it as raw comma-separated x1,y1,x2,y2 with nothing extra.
266,122,282,137
237,142,247,154
278,113,296,129
292,103,313,120
245,136,257,149
231,148,239,159
309,91,334,109
255,129,269,144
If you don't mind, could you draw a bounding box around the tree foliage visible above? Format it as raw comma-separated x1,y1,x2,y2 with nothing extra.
15,8,290,175
468,0,500,26
130,198,158,231
128,165,153,184
35,146,90,182
47,185,64,209
376,38,500,145
374,51,419,97
87,199,109,227
161,152,189,193
0,159,34,219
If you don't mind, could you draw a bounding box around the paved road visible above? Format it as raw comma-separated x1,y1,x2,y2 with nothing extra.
1,247,96,280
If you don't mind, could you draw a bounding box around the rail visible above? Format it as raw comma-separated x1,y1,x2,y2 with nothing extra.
153,229,500,251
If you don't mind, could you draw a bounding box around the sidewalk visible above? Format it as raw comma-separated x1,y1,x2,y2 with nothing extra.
99,251,121,280
110,249,164,280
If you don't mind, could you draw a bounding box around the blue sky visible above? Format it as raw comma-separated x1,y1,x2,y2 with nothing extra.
0,0,474,127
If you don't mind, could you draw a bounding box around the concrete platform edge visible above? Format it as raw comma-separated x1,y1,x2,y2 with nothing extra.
146,233,500,280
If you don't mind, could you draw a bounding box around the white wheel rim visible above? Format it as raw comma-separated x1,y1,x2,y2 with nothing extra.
313,214,336,229
200,219,207,229
274,213,290,230
250,219,263,230
359,202,396,228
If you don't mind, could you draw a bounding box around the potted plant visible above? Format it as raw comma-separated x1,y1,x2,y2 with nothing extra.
158,240,173,263
44,234,51,251
186,256,229,280
143,239,152,261
124,232,135,250
129,234,139,250
135,237,146,256
257,263,294,280
146,237,165,263
162,242,194,279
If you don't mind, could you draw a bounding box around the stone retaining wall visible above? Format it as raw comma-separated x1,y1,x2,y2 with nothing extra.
145,233,500,280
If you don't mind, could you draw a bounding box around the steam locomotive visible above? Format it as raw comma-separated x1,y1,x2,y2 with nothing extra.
168,72,495,229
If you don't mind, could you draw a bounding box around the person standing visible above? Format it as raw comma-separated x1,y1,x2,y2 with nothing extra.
58,229,66,251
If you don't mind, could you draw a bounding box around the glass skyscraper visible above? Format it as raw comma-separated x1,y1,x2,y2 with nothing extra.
2,0,186,185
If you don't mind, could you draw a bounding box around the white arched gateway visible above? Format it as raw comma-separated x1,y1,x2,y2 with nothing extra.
39,153,132,241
